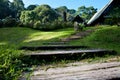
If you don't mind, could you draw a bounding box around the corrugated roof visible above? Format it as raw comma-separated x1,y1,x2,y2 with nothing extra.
87,0,114,25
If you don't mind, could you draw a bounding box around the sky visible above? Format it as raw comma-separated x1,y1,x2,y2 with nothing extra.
9,0,110,10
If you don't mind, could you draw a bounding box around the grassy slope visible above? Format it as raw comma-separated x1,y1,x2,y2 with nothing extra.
70,25,120,53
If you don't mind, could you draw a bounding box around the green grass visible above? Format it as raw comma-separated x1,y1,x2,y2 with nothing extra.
0,25,120,79
70,25,120,53
0,27,75,47
0,26,119,52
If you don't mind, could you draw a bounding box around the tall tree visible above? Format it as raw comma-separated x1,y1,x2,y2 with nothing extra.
27,5,37,10
76,6,97,21
55,6,68,13
20,4,59,24
0,0,11,19
11,0,24,18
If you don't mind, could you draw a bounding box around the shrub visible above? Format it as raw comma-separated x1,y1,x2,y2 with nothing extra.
33,21,41,29
0,49,23,80
2,16,17,27
79,23,85,31
32,21,73,31
0,19,3,27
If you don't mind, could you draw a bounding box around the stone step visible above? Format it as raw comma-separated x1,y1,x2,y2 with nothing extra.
24,49,116,61
42,42,69,45
20,45,89,51
26,49,114,56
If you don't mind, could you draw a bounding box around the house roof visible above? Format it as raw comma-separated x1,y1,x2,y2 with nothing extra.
87,0,114,25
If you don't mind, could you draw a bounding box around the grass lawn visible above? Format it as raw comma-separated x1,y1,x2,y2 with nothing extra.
0,27,75,48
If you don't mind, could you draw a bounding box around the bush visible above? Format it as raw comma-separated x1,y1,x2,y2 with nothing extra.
0,19,3,27
79,23,85,31
33,21,41,29
2,16,17,27
0,47,24,80
32,21,73,31
104,17,120,25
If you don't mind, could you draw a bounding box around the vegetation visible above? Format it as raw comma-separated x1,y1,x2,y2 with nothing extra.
70,25,120,53
0,25,120,79
0,0,97,30
0,27,75,47
76,6,97,22
104,6,120,25
0,0,120,79
0,47,23,80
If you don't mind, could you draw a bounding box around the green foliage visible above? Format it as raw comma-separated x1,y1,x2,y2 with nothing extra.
78,23,85,31
32,21,73,31
55,6,76,21
27,5,37,10
2,16,18,27
104,7,120,25
33,21,41,29
20,4,74,31
0,19,3,27
0,26,120,79
20,4,59,27
76,6,97,21
12,0,24,11
0,0,25,19
0,46,24,80
0,0,11,19
20,10,35,26
55,6,68,13
11,0,25,18
70,26,120,53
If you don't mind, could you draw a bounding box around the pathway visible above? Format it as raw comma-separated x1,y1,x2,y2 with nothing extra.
61,29,94,41
30,62,120,80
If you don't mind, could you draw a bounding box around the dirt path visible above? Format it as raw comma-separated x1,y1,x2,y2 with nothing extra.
61,29,93,41
30,62,120,80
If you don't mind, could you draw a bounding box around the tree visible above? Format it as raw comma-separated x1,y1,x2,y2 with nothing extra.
0,0,11,19
68,9,76,14
11,0,25,18
76,6,97,22
20,11,35,24
104,6,120,25
20,4,59,24
55,6,68,13
34,4,59,23
27,5,37,10
12,0,24,10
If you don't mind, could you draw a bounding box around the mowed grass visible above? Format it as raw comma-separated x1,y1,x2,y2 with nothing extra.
0,27,75,48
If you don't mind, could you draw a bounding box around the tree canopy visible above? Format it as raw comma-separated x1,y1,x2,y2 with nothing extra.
0,0,98,28
76,6,97,22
